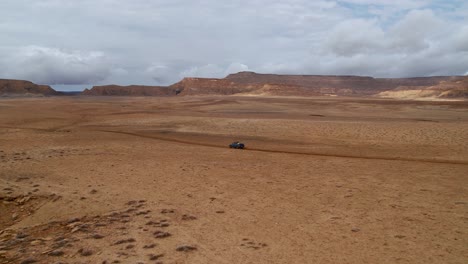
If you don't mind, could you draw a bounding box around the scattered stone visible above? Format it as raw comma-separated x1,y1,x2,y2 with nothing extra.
351,228,360,232
78,248,94,256
71,227,82,233
67,218,81,224
215,210,225,214
154,231,171,239
149,253,164,260
176,245,197,252
20,258,37,264
181,214,197,221
136,210,151,215
125,244,135,249
143,244,156,249
16,232,28,239
90,189,98,194
52,239,69,248
48,250,64,256
30,240,42,246
394,235,406,239
160,209,174,214
240,239,267,250
124,208,137,213
91,234,105,239
114,238,136,245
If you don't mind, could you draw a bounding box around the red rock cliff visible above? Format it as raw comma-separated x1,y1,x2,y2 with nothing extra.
0,79,58,96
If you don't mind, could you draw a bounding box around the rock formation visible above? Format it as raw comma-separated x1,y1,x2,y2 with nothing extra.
81,85,179,96
169,72,467,98
0,79,58,96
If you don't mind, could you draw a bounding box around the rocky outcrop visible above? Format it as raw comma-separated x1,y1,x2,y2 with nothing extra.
377,76,468,100
82,85,179,96
169,72,467,98
15,71,459,99
0,79,58,96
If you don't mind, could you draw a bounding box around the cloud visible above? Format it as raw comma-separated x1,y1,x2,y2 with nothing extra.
0,46,111,85
0,0,467,89
318,8,468,77
145,64,173,84
388,9,444,52
324,19,385,56
452,25,468,52
179,63,249,78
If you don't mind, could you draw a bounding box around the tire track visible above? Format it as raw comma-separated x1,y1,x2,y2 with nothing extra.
97,129,468,166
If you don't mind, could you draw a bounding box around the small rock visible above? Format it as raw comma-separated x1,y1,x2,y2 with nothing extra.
181,214,197,221
136,210,151,215
30,240,42,246
78,248,93,256
351,228,360,232
215,210,225,214
176,245,197,252
16,232,28,239
148,253,164,260
114,238,136,245
48,250,64,256
20,259,37,264
67,218,81,224
143,244,156,249
154,231,171,239
91,234,104,239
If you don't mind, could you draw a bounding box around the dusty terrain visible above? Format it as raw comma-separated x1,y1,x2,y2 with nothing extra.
0,96,467,264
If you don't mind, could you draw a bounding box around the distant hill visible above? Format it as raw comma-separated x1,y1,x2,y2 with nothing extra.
82,85,179,96
2,73,466,99
0,79,58,96
169,72,467,99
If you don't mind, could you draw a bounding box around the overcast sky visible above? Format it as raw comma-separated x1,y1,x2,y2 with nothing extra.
0,0,467,90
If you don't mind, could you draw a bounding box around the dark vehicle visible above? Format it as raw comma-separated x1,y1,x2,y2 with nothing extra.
229,141,245,149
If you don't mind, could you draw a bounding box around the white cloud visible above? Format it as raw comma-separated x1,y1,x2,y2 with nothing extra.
224,63,249,75
179,63,249,79
0,0,466,88
0,46,111,84
324,19,385,56
388,9,444,52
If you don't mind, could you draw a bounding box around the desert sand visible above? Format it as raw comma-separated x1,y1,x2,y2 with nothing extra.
0,96,467,264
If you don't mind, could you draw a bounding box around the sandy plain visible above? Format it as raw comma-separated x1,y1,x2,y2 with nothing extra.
0,96,467,264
